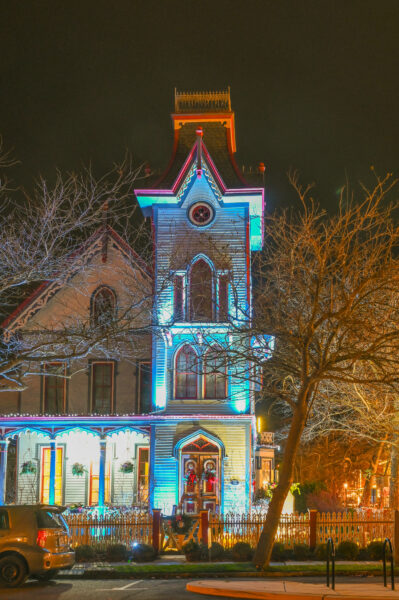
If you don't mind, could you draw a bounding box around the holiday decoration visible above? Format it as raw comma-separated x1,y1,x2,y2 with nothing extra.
184,468,198,486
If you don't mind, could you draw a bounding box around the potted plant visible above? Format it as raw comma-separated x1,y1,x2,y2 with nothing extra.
120,461,134,474
71,462,85,476
20,460,37,475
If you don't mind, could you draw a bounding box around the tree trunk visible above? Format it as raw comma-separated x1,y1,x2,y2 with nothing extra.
253,396,308,569
390,443,399,510
361,439,385,506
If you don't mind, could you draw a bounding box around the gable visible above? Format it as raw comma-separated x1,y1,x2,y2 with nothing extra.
3,226,152,336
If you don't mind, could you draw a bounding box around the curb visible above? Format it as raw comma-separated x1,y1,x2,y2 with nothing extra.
56,569,383,580
186,580,399,600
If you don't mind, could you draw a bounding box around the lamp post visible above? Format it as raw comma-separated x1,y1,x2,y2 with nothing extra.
343,482,348,507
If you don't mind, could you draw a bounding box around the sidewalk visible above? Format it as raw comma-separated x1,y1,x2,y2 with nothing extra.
187,579,399,599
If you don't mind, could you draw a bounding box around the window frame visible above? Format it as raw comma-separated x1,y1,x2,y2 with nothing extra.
189,258,215,322
217,274,229,322
42,362,67,414
40,446,64,505
90,361,116,415
91,285,117,328
174,345,198,400
137,360,152,413
204,347,227,400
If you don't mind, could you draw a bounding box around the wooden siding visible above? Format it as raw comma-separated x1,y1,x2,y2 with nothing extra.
151,420,250,514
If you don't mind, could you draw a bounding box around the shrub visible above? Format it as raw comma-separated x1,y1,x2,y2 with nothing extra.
74,544,96,562
183,540,201,562
105,543,129,562
209,542,224,561
313,544,327,561
366,541,384,560
337,541,359,560
131,543,156,562
232,541,253,561
293,543,311,560
199,543,210,561
357,548,369,561
283,548,294,561
271,542,286,562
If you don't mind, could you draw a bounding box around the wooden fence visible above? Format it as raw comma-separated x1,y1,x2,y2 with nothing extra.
316,510,394,547
65,509,395,551
66,512,153,549
209,512,310,549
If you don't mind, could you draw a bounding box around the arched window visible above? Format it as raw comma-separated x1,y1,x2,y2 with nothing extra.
204,347,227,399
92,286,116,327
175,345,198,399
190,259,213,321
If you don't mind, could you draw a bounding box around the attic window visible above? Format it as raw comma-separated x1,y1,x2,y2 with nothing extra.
92,286,116,327
188,202,214,227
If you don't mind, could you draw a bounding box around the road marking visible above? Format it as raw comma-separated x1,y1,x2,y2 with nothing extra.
113,580,144,590
97,580,149,591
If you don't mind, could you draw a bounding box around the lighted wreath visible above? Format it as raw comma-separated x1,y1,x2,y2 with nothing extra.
120,461,134,474
184,468,198,486
202,460,217,485
71,462,85,477
169,514,194,534
202,468,216,485
20,460,37,475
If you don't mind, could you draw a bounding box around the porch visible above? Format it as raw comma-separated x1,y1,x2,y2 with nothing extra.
0,416,151,508
0,414,251,513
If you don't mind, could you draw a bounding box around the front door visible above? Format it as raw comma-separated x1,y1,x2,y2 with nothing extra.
180,437,219,513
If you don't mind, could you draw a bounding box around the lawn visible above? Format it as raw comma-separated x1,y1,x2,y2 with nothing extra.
114,562,390,577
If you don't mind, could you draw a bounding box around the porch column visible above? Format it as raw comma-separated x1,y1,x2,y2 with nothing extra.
0,439,8,505
98,437,107,507
48,439,57,505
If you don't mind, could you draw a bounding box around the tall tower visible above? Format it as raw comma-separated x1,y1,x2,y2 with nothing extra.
135,89,264,513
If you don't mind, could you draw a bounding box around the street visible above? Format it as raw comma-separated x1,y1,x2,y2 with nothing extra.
0,576,391,599
0,578,221,599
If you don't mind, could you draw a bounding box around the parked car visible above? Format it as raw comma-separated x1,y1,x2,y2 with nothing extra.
0,504,75,587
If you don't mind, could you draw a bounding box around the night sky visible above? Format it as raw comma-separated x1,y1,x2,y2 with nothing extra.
1,1,398,211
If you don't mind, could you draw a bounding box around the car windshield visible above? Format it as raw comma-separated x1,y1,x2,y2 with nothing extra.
36,510,68,531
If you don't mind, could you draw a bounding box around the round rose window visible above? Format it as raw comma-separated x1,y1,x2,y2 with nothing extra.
188,202,214,227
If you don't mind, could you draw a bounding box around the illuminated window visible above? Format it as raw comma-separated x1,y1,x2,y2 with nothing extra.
204,348,227,399
137,447,149,504
89,460,110,505
41,447,63,504
189,259,213,321
175,345,198,399
92,286,116,327
43,363,66,414
92,362,114,414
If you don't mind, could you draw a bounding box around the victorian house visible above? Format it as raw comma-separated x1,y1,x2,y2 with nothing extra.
0,89,274,513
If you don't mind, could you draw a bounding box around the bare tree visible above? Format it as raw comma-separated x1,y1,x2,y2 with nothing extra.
0,144,155,391
229,171,399,568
